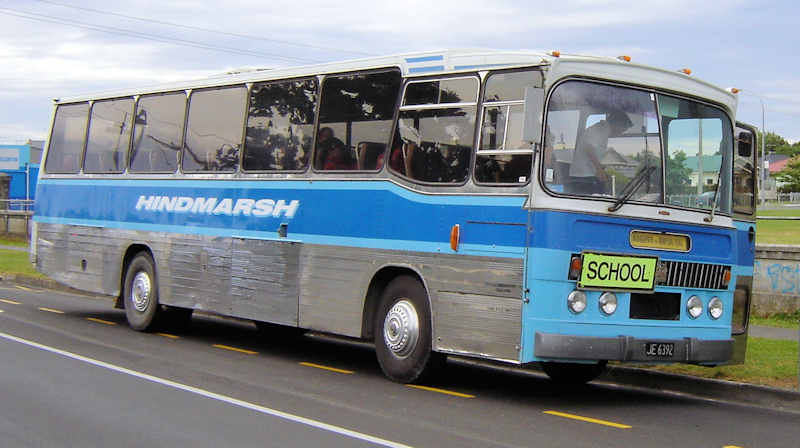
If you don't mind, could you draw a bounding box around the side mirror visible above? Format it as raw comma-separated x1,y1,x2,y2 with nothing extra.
737,131,753,157
522,87,544,144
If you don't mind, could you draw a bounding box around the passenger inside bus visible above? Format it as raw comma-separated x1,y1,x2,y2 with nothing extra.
567,110,632,194
315,127,356,170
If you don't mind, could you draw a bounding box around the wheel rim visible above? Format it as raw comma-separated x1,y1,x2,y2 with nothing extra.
383,299,420,358
131,271,152,312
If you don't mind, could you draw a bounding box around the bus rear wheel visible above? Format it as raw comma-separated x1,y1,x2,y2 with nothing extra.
374,276,443,383
123,253,161,331
541,360,607,384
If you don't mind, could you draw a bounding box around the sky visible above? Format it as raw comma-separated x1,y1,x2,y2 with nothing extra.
1,0,798,145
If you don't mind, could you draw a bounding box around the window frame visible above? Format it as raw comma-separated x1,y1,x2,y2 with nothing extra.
44,101,90,175
82,96,135,175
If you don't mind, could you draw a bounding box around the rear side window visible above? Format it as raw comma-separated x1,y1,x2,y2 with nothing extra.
84,98,133,173
45,103,89,173
243,78,317,171
130,92,186,173
182,86,247,172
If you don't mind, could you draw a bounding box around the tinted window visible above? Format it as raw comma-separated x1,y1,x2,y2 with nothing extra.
483,70,543,102
45,103,88,173
84,98,133,173
403,78,478,105
243,78,317,171
182,86,247,172
130,92,186,173
315,70,401,171
733,126,755,215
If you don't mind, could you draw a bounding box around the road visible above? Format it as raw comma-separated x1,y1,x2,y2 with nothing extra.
0,282,797,448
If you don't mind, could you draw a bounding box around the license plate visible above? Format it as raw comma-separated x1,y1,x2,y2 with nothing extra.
578,253,658,291
644,342,675,358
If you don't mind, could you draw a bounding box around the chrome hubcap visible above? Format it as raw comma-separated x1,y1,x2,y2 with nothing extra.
131,271,152,312
383,299,420,358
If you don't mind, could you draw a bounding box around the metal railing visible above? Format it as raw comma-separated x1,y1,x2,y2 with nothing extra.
0,199,35,212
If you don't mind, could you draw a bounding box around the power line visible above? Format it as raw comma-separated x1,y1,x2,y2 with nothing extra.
0,8,320,64
32,0,373,57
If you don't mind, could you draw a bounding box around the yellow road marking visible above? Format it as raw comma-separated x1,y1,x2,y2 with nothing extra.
723,446,745,448
38,307,64,314
299,362,354,374
86,317,117,326
0,298,21,305
543,410,631,429
157,333,180,339
213,344,258,355
406,384,475,398
15,285,33,292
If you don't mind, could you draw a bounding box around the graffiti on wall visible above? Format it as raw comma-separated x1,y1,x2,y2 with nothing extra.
754,260,800,296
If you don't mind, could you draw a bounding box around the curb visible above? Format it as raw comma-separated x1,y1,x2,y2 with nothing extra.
3,275,799,413
601,366,800,414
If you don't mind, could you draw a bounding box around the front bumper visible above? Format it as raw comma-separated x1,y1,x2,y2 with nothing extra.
534,332,733,363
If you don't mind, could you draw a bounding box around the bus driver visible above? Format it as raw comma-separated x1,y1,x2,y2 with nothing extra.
568,110,632,195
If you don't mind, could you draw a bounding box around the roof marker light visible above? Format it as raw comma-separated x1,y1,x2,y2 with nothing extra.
617,55,631,62
551,50,561,58
730,88,740,94
679,68,692,75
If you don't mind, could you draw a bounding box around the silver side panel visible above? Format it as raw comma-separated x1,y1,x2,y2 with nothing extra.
36,222,524,363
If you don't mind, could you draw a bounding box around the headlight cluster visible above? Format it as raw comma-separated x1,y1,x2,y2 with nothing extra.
687,295,723,319
567,290,617,315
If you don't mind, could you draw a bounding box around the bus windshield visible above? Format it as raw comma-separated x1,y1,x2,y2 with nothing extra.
542,80,732,214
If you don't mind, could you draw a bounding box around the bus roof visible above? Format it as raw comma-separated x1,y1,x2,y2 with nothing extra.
54,48,738,114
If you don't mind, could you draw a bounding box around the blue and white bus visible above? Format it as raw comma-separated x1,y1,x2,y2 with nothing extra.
32,50,757,383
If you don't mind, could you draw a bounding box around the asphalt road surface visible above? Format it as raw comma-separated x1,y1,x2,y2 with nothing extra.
0,282,797,448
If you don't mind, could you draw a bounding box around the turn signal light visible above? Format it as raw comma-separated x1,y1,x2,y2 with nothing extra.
568,255,582,280
722,268,732,289
450,224,460,252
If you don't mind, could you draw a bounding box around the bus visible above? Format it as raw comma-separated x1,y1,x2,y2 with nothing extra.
32,49,757,384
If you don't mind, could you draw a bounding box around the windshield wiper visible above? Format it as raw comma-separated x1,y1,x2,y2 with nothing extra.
703,179,721,223
608,166,657,212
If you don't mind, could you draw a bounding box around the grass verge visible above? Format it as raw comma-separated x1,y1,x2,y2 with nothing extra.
0,234,29,247
0,248,42,278
640,337,799,389
750,311,800,329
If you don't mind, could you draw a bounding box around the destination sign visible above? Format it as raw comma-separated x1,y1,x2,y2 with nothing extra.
629,230,690,252
578,253,658,291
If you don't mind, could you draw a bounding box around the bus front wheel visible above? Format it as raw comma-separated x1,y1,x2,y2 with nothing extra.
374,276,443,383
123,253,161,331
541,360,607,384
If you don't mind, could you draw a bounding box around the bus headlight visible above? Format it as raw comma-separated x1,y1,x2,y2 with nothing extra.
708,297,723,320
598,292,618,315
687,295,703,319
567,290,587,314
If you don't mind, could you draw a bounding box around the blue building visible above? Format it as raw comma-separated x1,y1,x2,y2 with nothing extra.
0,140,42,204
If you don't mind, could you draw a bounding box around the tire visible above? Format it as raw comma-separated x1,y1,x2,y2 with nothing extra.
123,252,161,331
541,360,608,384
374,275,443,383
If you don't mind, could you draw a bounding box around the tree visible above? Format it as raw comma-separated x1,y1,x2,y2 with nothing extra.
755,131,799,157
776,157,800,192
666,150,693,194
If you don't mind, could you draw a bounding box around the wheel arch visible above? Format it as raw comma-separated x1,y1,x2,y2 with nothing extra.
115,244,155,309
360,264,432,340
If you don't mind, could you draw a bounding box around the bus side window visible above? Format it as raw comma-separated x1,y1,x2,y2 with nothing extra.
130,92,186,173
243,78,317,171
45,102,89,174
315,70,401,172
476,69,543,184
85,98,133,173
182,86,247,173
392,77,478,183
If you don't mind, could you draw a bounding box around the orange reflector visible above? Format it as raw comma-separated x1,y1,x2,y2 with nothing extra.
551,50,561,57
617,55,631,62
450,224,460,252
680,68,692,75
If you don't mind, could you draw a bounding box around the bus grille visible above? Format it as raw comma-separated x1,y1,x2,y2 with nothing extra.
656,261,730,290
